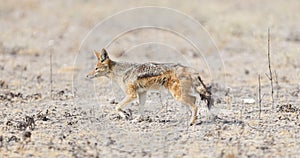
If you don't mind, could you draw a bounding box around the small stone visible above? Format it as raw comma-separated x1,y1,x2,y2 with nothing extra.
23,131,31,139
245,69,250,75
243,98,255,104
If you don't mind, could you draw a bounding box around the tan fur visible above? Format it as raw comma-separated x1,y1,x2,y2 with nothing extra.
87,49,212,125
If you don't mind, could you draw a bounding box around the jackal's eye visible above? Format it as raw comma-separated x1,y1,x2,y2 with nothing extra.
95,67,98,71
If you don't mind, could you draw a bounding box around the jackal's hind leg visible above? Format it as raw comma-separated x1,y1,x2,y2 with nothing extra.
167,79,198,125
181,96,198,126
168,86,198,125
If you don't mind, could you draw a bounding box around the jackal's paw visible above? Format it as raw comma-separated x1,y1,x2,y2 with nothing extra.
132,115,143,123
131,115,152,123
189,120,196,126
195,121,203,126
118,110,131,120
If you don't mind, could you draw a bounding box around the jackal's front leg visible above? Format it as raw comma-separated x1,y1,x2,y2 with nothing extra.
115,96,136,119
138,92,147,116
115,84,137,119
131,91,147,122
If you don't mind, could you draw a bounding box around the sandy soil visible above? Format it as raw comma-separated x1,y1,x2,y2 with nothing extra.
1,0,300,157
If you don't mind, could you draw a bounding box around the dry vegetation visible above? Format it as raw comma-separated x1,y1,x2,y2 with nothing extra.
0,0,299,157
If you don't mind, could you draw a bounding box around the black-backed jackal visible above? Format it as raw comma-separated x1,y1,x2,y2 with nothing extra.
87,49,213,125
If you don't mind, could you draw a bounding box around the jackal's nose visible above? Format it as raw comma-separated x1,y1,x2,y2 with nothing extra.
86,74,93,79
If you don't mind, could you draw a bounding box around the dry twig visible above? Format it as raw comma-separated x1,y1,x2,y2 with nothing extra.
265,28,274,109
258,75,262,119
49,41,54,100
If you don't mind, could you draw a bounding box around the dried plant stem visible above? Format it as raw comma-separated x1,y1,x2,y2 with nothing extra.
258,75,262,119
266,28,274,109
50,46,53,100
274,70,279,98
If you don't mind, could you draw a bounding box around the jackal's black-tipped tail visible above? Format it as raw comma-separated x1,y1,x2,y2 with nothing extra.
197,76,213,110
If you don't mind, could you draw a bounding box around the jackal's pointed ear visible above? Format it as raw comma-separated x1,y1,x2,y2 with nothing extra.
94,50,101,60
100,48,109,62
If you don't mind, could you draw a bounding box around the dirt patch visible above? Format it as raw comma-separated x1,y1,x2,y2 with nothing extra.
1,0,300,157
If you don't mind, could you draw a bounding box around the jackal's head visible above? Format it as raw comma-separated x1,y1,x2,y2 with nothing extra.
86,48,111,79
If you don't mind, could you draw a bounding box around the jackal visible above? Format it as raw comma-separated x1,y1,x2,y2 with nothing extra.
86,48,213,125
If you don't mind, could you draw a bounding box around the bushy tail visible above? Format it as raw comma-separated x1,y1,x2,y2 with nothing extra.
197,76,213,110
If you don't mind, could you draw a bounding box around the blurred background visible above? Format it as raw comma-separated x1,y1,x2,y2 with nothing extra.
1,0,299,90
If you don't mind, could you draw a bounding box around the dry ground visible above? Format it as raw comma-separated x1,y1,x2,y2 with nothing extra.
1,0,300,157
